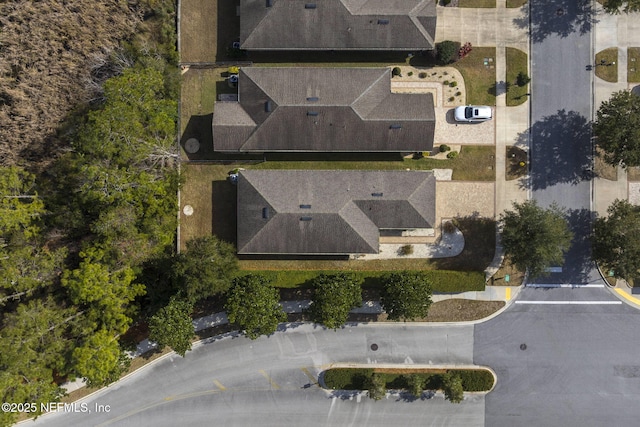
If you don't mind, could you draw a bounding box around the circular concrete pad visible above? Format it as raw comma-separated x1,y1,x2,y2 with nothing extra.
185,138,200,154
183,205,194,216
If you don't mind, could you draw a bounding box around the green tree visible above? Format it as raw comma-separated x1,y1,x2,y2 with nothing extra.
72,329,127,387
225,274,286,340
500,201,573,278
594,90,640,167
62,249,145,335
0,243,66,304
148,297,194,356
436,40,460,64
407,375,425,398
593,199,640,280
0,166,45,238
442,373,464,403
367,373,387,401
380,271,432,321
602,0,640,13
309,273,362,329
173,236,238,304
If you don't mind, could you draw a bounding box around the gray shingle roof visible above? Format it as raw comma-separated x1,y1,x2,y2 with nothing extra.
213,67,435,152
237,170,436,255
240,0,436,50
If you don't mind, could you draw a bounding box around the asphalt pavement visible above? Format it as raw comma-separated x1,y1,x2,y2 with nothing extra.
476,286,640,427
529,0,600,286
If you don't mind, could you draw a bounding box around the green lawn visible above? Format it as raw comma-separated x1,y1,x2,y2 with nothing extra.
506,0,528,7
628,47,640,83
451,47,497,106
242,270,486,293
595,48,618,83
458,0,496,6
505,48,529,106
252,146,496,181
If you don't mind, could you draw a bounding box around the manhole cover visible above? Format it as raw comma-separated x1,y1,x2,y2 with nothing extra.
183,205,194,216
556,7,564,15
370,343,378,351
520,343,527,351
185,138,200,154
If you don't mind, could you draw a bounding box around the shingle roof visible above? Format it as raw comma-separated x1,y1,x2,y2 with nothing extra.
240,0,436,50
212,67,435,152
237,170,436,255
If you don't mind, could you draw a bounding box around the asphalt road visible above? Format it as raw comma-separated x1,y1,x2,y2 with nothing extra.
29,323,482,427
529,0,599,285
476,287,640,427
29,287,640,427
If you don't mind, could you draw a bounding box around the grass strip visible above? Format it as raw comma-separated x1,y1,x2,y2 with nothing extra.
628,47,640,83
239,270,485,293
505,48,529,106
594,48,618,83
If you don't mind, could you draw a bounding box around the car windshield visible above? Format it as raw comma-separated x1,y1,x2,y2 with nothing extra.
465,107,473,119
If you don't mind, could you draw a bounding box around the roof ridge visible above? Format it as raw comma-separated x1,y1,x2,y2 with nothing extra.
351,69,390,119
338,202,379,253
410,15,434,47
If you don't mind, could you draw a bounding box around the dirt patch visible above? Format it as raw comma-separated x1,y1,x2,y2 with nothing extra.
594,147,617,181
506,145,528,180
490,257,525,287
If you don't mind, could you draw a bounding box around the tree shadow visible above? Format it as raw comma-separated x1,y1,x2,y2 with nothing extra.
513,0,598,44
518,109,593,191
489,81,509,97
559,208,597,283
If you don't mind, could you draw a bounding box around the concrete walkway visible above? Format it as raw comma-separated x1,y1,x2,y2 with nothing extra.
435,3,531,276
593,7,640,213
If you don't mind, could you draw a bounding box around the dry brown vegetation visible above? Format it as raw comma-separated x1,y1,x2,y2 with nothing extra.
0,1,142,166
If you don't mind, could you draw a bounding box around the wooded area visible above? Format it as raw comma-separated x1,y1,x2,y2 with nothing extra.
0,1,183,425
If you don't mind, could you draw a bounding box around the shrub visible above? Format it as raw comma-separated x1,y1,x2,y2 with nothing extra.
442,373,464,403
422,151,430,157
436,40,460,64
456,370,494,391
448,96,455,102
443,80,450,85
399,244,414,256
447,151,458,159
419,72,427,78
443,221,456,234
450,81,458,87
392,67,402,76
407,71,414,76
516,71,531,86
367,373,386,400
455,91,462,96
439,144,451,152
412,152,423,159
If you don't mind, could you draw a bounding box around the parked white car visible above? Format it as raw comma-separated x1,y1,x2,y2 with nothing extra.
454,105,493,122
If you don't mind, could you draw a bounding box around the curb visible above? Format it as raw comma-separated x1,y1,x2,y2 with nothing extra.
318,362,498,395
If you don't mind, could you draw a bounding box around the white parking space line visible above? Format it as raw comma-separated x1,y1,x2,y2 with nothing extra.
515,301,622,305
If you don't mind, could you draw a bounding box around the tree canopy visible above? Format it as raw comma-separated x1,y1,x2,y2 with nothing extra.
225,275,286,340
601,0,640,13
593,199,640,280
500,201,573,278
380,271,432,321
173,236,238,304
442,373,464,403
149,298,194,357
72,329,127,387
594,90,640,168
309,273,362,329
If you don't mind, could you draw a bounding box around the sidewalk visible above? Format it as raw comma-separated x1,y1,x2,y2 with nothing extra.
592,7,640,214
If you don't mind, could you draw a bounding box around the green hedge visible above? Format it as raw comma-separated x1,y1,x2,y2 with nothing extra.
323,368,494,392
240,270,485,293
